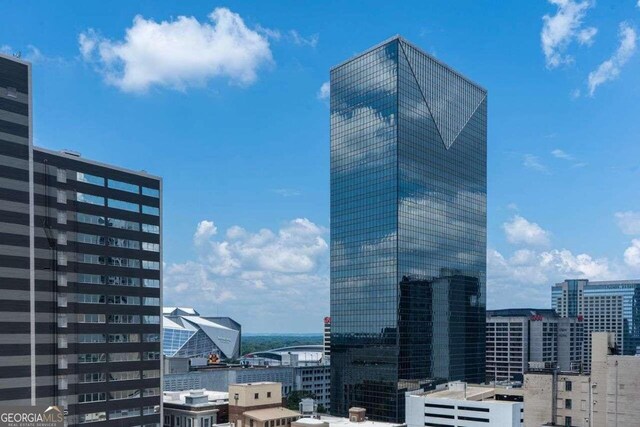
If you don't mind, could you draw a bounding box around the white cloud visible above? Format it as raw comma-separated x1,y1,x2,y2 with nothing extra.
503,215,551,246
624,239,640,267
488,247,615,308
194,220,218,243
523,154,550,174
79,8,273,93
588,22,637,96
615,211,640,235
551,148,573,160
288,30,318,48
164,218,329,332
541,0,597,68
272,188,301,197
317,81,330,100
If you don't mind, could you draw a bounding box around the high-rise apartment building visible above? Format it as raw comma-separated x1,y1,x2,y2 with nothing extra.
552,279,640,369
0,53,162,427
486,309,583,382
323,316,331,362
330,36,487,421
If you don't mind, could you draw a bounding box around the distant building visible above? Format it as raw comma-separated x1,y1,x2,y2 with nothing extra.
240,345,324,367
406,382,523,427
228,382,300,427
163,307,241,361
552,279,640,369
486,309,583,381
323,317,331,363
163,389,229,427
523,332,640,427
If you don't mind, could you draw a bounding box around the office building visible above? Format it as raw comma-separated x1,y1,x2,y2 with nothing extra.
523,332,640,427
0,53,162,426
323,317,331,363
163,390,229,427
163,307,241,361
228,382,300,427
330,36,487,421
552,279,640,369
406,382,523,427
486,309,583,381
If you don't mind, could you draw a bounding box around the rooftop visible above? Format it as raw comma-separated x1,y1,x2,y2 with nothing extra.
163,389,228,407
316,415,405,427
487,308,558,318
243,407,300,422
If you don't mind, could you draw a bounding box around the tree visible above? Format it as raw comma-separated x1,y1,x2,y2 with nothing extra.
285,390,316,410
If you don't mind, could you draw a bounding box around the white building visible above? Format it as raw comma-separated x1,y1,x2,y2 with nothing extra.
163,389,229,427
406,382,523,427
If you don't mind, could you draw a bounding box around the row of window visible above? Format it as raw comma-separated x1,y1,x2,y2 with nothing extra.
77,192,159,216
78,274,159,288
77,172,159,198
77,333,159,343
77,213,159,234
78,352,160,363
78,388,160,403
77,293,159,306
77,314,160,324
77,233,159,252
79,369,160,384
78,254,160,270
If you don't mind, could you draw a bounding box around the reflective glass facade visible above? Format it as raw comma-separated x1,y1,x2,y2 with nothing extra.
330,37,487,422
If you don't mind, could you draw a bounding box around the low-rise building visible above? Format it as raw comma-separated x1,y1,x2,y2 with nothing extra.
229,382,300,427
293,408,405,427
523,332,640,426
406,382,524,427
163,389,229,427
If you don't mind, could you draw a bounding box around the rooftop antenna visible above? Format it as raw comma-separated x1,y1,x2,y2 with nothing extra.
13,51,21,58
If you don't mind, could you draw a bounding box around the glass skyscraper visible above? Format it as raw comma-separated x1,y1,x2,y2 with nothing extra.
330,36,487,421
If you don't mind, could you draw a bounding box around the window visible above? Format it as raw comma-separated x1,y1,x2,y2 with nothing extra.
78,353,106,364
76,213,105,226
108,314,140,324
77,193,105,206
108,179,139,194
143,351,160,361
79,373,105,384
79,392,106,404
77,172,104,186
142,369,160,379
109,352,140,362
109,408,140,419
143,297,160,306
77,233,105,245
109,370,140,381
142,223,160,234
108,257,140,268
254,393,259,399
78,274,104,285
565,416,572,427
143,315,160,324
6,87,17,98
142,260,160,270
109,389,140,401
143,388,160,397
78,334,107,343
57,211,67,224
108,237,140,249
267,392,272,398
108,333,139,343
142,205,159,216
142,242,160,252
565,399,572,409
78,412,106,424
77,293,105,304
77,314,105,324
142,187,160,198
108,295,140,305
79,254,105,265
143,279,160,288
565,380,572,391
143,333,160,342
108,198,139,212
57,168,67,183
57,190,67,204
107,276,139,287
108,217,140,231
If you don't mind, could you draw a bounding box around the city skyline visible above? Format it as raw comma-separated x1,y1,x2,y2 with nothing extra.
1,1,640,332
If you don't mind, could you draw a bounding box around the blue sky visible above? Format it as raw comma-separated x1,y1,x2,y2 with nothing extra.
3,1,640,332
